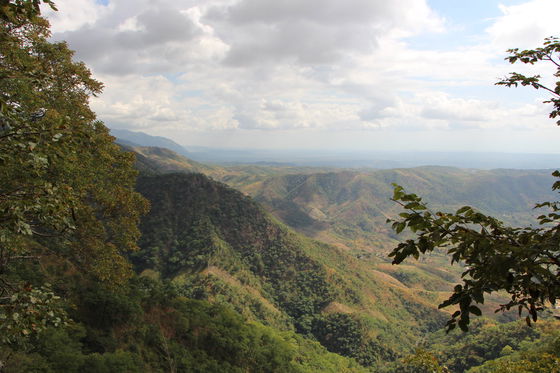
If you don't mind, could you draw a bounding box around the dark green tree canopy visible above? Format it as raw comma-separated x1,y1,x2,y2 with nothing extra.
0,0,148,345
388,37,560,332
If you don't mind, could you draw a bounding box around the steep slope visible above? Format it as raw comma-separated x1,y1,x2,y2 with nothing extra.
133,173,449,368
9,265,369,372
125,145,556,253
127,146,556,315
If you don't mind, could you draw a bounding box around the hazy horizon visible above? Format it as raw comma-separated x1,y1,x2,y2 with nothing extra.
182,147,560,170
113,128,560,170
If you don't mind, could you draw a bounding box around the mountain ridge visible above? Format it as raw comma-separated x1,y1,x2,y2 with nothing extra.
133,172,452,367
111,128,191,157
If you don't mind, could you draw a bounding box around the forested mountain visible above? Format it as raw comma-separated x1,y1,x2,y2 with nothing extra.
242,167,557,252
127,147,556,307
133,173,451,368
125,150,560,372
126,145,556,253
3,2,559,371
6,142,558,371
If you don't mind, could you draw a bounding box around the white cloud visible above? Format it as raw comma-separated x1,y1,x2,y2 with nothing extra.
90,74,191,129
42,0,110,33
42,0,560,152
419,92,498,123
207,0,443,65
117,16,143,32
488,0,560,50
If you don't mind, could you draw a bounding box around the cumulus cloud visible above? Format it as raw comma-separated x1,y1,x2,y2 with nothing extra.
207,0,443,65
487,0,560,50
42,0,559,151
90,74,191,128
419,93,498,123
413,92,552,130
51,0,227,75
48,0,444,73
42,0,108,33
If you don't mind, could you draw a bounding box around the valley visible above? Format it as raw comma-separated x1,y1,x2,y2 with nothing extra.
117,137,560,371
4,4,560,371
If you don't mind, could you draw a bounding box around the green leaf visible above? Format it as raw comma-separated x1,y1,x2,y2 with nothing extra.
469,306,482,316
458,319,469,332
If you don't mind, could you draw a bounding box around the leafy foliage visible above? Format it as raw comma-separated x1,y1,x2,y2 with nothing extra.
0,285,66,345
496,36,560,124
394,349,450,373
312,313,398,366
388,181,560,331
389,37,560,331
430,319,559,373
0,0,147,351
1,276,368,372
382,318,560,372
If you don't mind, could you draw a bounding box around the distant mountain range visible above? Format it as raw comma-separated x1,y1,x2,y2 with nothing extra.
125,144,545,301
133,172,450,367
111,129,560,169
112,138,559,369
243,167,556,253
119,141,557,254
110,128,191,157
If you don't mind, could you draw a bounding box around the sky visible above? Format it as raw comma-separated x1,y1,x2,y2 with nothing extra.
43,0,560,153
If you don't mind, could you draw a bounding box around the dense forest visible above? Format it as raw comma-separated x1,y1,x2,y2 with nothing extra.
1,1,559,372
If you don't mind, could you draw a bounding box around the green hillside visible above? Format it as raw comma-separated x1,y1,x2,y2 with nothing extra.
126,146,556,255
133,173,454,368
242,167,556,252
4,157,557,372
127,146,555,323
4,4,559,372
3,271,368,372
377,318,560,372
